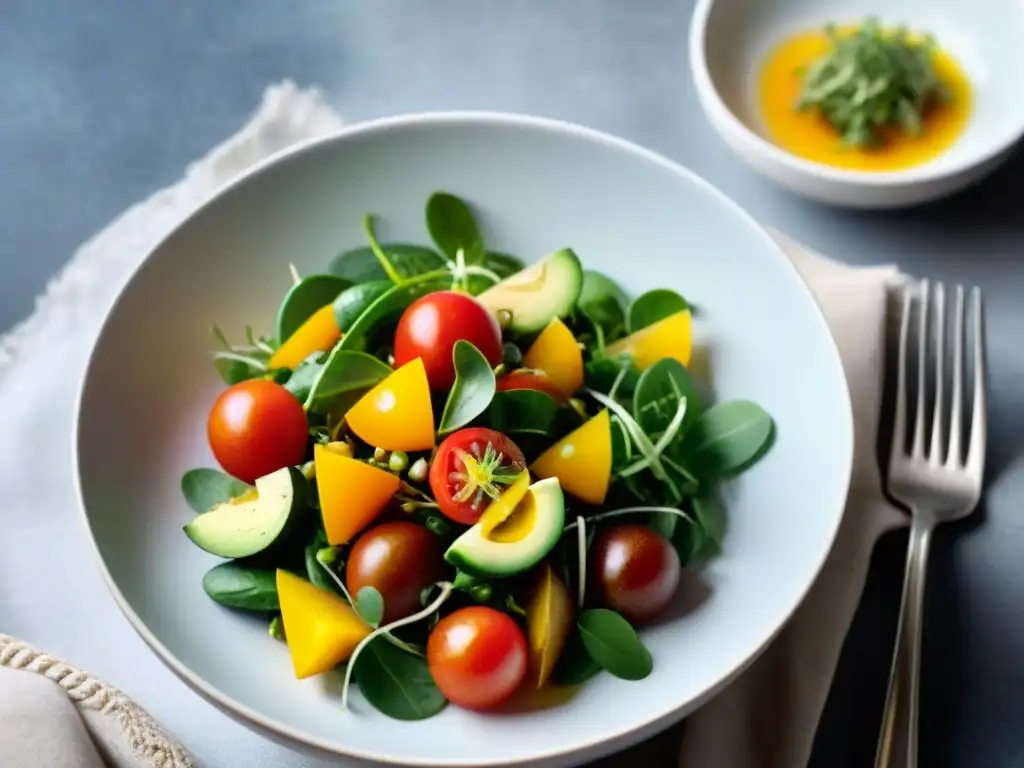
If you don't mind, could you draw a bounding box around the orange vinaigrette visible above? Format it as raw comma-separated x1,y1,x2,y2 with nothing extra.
757,26,973,172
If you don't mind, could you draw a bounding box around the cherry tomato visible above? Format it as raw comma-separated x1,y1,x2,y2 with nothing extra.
393,291,503,390
591,524,681,624
495,369,567,403
427,606,528,711
346,522,446,623
207,379,308,484
429,428,527,525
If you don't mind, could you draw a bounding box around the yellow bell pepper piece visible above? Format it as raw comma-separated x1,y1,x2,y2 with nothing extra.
605,310,692,370
530,410,612,505
269,304,341,371
314,443,399,546
276,569,371,679
346,358,435,452
521,318,584,395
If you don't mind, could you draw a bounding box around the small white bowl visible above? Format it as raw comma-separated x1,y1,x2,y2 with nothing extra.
690,0,1024,208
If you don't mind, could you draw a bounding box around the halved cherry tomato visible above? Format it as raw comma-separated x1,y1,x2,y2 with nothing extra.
393,291,503,390
207,379,308,484
429,428,527,525
495,369,567,403
427,606,528,711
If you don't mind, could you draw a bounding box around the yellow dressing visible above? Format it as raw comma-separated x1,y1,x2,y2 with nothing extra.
758,27,972,172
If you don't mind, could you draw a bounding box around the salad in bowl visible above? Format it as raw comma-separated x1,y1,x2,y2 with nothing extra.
181,190,774,720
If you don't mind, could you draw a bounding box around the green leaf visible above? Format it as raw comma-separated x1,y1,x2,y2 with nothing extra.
466,250,525,295
584,357,639,397
353,637,448,720
649,508,706,566
425,192,485,264
276,275,351,343
684,400,774,479
577,609,653,681
180,468,251,514
627,289,689,333
338,273,453,353
356,586,385,627
451,570,483,592
550,626,602,686
692,490,727,557
332,281,394,333
201,563,279,611
303,350,392,412
577,270,628,343
283,352,329,402
633,358,701,442
438,341,497,434
304,528,337,593
329,244,446,283
483,389,561,435
214,358,261,385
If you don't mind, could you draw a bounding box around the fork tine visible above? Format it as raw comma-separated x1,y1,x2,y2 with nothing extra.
911,280,929,460
891,283,914,464
928,282,946,466
967,287,987,474
946,285,965,467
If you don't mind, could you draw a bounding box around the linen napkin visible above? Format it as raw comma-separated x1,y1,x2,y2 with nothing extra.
0,81,906,768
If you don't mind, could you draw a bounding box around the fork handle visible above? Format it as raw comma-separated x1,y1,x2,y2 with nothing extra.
874,512,934,768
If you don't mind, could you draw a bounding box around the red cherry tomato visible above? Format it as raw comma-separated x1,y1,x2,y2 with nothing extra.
346,522,446,624
495,369,567,403
429,428,527,525
206,379,308,484
393,291,503,390
591,524,681,624
427,606,528,710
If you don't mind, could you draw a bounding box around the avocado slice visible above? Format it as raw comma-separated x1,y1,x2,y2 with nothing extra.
444,478,565,578
476,248,583,335
184,466,307,559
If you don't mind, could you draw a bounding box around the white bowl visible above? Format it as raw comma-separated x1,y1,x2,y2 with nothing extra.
75,113,853,766
690,0,1024,208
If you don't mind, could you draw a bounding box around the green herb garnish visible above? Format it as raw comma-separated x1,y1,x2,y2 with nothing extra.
796,17,950,148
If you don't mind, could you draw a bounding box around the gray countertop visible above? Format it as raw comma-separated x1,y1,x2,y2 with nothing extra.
3,1,1023,766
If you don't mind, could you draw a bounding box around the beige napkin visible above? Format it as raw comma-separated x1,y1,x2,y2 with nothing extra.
0,82,907,768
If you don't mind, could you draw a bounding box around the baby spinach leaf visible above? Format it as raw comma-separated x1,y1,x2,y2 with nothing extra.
283,352,329,402
633,358,701,442
304,528,337,593
353,637,448,720
303,350,392,411
584,357,639,397
484,389,561,435
202,563,279,611
276,275,351,343
627,289,689,333
578,271,628,342
466,250,525,294
577,609,653,681
180,468,251,514
425,192,485,265
684,400,774,480
438,341,497,434
692,490,727,557
339,274,452,353
649,508,706,566
356,586,385,628
333,281,394,332
214,358,261,385
329,244,446,283
550,626,602,686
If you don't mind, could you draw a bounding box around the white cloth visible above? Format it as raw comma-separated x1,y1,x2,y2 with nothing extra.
0,81,906,768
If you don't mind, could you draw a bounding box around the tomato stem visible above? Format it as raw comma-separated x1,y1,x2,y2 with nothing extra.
450,442,520,510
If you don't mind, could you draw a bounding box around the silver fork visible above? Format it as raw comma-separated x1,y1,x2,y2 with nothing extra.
874,279,987,768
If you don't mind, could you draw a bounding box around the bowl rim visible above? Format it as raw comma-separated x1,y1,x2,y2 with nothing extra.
689,0,1024,187
73,110,854,766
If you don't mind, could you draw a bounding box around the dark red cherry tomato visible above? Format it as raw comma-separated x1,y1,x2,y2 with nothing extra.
393,291,503,390
207,379,308,484
346,522,446,623
427,606,528,710
428,428,527,525
591,524,681,624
